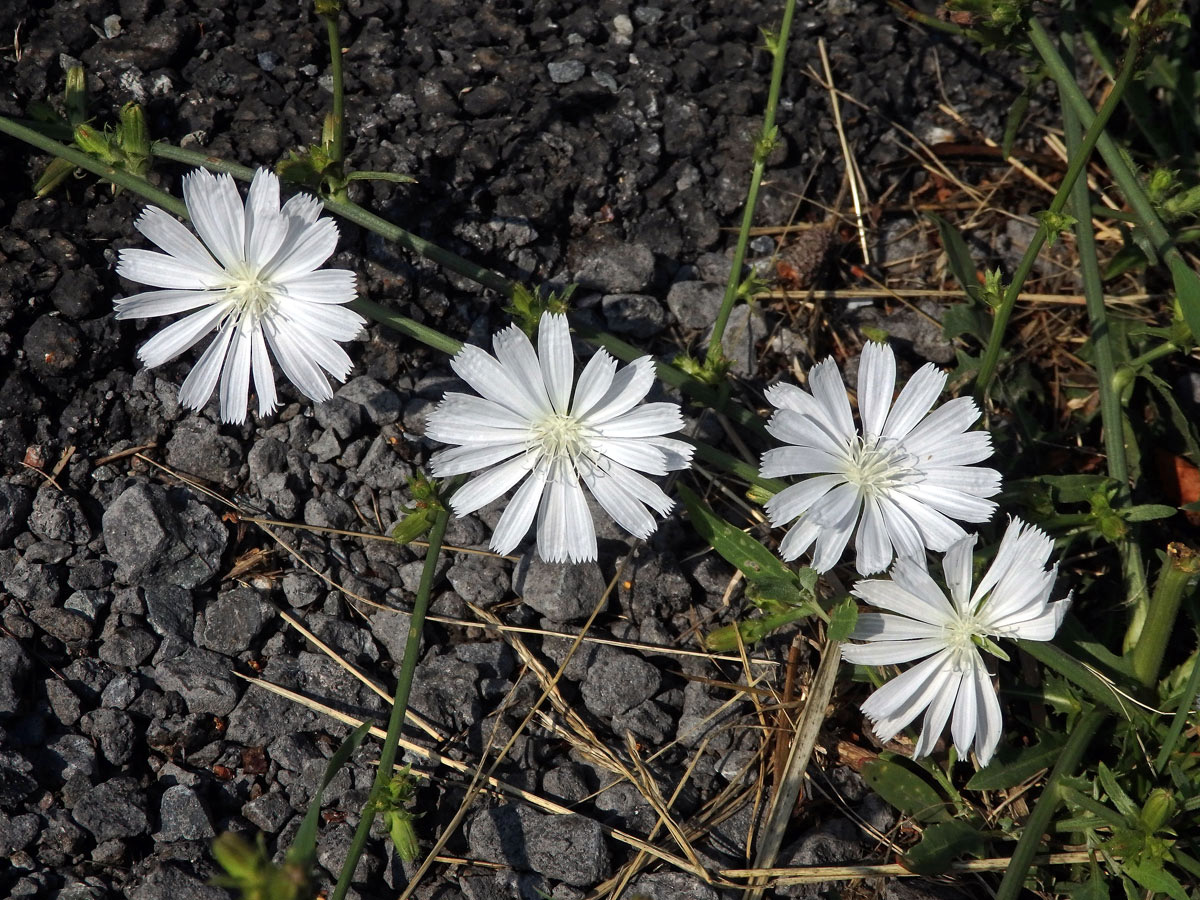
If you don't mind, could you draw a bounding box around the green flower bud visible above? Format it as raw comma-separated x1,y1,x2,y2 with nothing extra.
1140,788,1176,834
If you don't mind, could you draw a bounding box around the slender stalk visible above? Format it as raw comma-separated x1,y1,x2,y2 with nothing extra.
331,507,449,900
994,707,1106,900
1130,543,1200,688
322,10,346,171
1060,30,1149,643
1126,341,1179,371
0,114,187,216
704,0,797,372
975,25,1141,395
350,297,462,356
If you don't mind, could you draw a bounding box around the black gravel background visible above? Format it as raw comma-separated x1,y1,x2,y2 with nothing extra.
0,1,1019,898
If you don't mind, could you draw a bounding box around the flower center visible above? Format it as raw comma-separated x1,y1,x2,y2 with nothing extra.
943,614,986,668
226,264,278,319
841,434,918,496
532,413,593,466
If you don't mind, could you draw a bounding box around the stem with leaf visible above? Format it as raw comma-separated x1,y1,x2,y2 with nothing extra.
322,7,346,177
331,506,449,900
1129,543,1200,689
974,25,1140,395
1060,29,1149,646
704,0,797,375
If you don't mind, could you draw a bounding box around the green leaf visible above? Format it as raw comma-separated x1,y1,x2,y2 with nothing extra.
288,721,372,867
1122,504,1177,522
1038,473,1115,504
1124,860,1191,900
861,756,953,823
941,303,990,342
678,484,798,587
1096,762,1139,820
1068,865,1112,900
966,732,1067,791
827,596,858,642
925,212,980,299
704,605,814,651
902,819,987,875
1167,255,1200,349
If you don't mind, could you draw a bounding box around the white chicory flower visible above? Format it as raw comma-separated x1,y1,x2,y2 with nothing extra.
115,167,365,424
841,519,1071,765
425,311,694,563
760,341,1001,574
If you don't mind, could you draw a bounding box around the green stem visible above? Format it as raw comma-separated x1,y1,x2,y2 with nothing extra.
1129,543,1200,688
1153,631,1200,774
0,114,187,217
975,24,1141,395
331,506,449,900
1060,29,1149,643
1126,341,1179,371
705,0,797,372
350,297,462,356
323,11,345,171
994,707,1106,900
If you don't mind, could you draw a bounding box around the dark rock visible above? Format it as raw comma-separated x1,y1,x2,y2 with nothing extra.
367,605,413,666
100,672,140,709
707,303,766,377
356,435,410,490
2,557,64,608
337,375,402,425
51,266,100,319
314,396,365,439
666,280,724,330
410,653,482,732
102,482,227,588
455,642,515,680
548,59,586,84
317,822,384,884
45,678,83,726
63,657,115,704
628,872,720,900
580,646,661,717
776,820,863,898
72,778,149,842
0,484,32,547
44,734,97,781
611,698,673,744
0,636,31,716
143,584,194,640
282,572,324,608
156,784,215,841
0,751,38,805
572,239,655,293
30,606,94,642
601,293,666,335
242,789,292,833
154,647,240,716
199,588,273,655
466,804,610,887
126,861,229,900
80,708,136,765
98,625,158,668
304,492,355,529
29,488,93,543
0,811,40,854
224,661,321,745
446,554,510,608
513,555,605,622
165,418,244,485
462,83,511,117
25,314,83,377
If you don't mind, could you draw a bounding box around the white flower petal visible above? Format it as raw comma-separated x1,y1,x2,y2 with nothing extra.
280,298,366,343
849,611,945,643
842,635,947,666
250,326,278,417
450,343,547,421
855,497,894,575
570,350,617,420
282,191,323,224
808,480,861,528
493,323,554,416
117,248,228,290
183,169,246,271
858,342,896,437
765,408,850,459
764,474,845,528
430,442,525,477
261,217,340,282
491,467,546,556
915,666,963,758
882,363,947,440
537,313,574,415
592,437,668,474
449,455,535,515
115,289,223,319
594,403,683,439
923,465,1002,499
581,356,656,426
425,394,533,445
852,577,955,627
876,495,926,560
972,519,1053,603
903,396,985,460
278,269,358,304
993,597,1070,641
888,490,968,550
137,303,229,368
243,168,288,267
778,517,821,562
177,319,235,413
911,484,997,523
537,470,596,563
765,381,846,439
641,436,694,471
218,322,253,425
262,317,333,403
759,445,842,479
810,504,859,573
860,648,956,743
942,533,978,611
808,356,855,438
967,657,1003,765
133,207,227,282
582,462,658,539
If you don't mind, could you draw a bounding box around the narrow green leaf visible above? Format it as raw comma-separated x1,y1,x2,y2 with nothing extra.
902,819,987,875
1095,762,1139,819
861,757,953,823
1124,860,1191,900
1122,504,1177,522
925,212,980,299
1068,865,1112,900
678,484,796,587
288,721,372,866
827,596,858,643
1001,89,1031,159
1167,255,1200,349
966,732,1067,791
704,606,814,651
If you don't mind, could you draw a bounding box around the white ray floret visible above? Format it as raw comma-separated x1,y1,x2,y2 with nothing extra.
760,342,1001,575
425,312,693,563
114,167,365,424
841,518,1071,766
